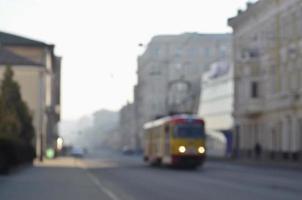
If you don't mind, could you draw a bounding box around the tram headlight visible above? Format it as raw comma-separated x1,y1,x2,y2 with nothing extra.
178,146,186,153
198,146,205,154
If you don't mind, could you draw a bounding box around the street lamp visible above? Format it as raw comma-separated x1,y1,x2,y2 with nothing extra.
57,137,64,151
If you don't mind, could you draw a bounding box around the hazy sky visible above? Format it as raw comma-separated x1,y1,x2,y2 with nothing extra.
0,0,254,120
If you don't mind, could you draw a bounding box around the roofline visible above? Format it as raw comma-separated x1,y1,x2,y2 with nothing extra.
150,33,232,41
1,42,55,48
152,32,232,37
0,30,54,47
0,64,44,68
228,1,261,28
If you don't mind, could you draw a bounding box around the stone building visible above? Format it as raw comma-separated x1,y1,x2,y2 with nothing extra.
134,33,231,149
228,0,302,160
0,31,61,159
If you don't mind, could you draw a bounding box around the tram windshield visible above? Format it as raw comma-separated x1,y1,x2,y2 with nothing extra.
174,124,205,138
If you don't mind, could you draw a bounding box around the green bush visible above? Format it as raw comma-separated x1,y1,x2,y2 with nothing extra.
0,138,35,174
0,66,36,173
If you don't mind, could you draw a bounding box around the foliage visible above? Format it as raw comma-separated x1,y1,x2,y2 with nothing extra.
0,66,35,144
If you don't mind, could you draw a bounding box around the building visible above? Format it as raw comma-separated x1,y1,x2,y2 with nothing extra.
198,61,233,157
0,31,61,159
134,33,231,149
119,102,137,150
228,0,302,160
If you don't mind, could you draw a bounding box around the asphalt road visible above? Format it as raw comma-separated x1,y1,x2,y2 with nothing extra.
0,150,302,200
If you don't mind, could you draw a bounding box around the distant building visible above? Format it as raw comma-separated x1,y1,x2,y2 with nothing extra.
228,0,302,160
134,33,232,149
0,31,61,159
198,61,233,157
119,103,137,150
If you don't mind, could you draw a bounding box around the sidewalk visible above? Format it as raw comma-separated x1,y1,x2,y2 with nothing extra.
0,157,112,200
207,157,302,171
34,156,81,168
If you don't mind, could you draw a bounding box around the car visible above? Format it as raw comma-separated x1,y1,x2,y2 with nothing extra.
70,147,85,158
122,146,134,155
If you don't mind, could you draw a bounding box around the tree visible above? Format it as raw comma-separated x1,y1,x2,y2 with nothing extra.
0,66,34,144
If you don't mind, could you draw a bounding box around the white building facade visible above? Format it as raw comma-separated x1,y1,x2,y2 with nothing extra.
199,62,234,131
198,62,234,157
228,0,302,160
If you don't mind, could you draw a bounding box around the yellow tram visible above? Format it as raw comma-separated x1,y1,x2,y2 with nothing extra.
143,115,206,168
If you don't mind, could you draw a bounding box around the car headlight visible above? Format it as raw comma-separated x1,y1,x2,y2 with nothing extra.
178,146,186,153
198,146,205,154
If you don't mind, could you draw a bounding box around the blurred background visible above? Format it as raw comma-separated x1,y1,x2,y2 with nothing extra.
0,0,302,200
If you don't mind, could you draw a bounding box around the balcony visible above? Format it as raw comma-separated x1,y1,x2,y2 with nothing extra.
243,98,264,116
240,48,261,64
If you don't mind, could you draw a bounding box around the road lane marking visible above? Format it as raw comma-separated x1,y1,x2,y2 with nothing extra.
74,159,122,200
86,171,121,200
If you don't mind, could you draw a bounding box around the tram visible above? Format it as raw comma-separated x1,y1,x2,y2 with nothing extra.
143,115,206,168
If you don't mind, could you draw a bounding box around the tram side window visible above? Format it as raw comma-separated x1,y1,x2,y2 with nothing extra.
174,125,205,138
165,125,170,133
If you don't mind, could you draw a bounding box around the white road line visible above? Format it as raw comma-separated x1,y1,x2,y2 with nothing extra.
74,159,121,200
86,171,121,200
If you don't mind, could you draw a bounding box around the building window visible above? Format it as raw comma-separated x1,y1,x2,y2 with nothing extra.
251,81,259,98
249,49,259,58
220,45,227,57
205,48,211,57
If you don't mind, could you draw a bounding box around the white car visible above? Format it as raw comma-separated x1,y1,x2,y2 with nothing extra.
70,147,85,158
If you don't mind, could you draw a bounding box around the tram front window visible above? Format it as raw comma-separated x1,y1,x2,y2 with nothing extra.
174,125,205,138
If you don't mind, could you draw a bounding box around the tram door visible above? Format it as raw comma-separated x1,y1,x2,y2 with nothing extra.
164,125,170,156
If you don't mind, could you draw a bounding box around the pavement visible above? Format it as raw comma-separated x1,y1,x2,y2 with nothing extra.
207,156,302,171
0,157,112,200
0,150,302,200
